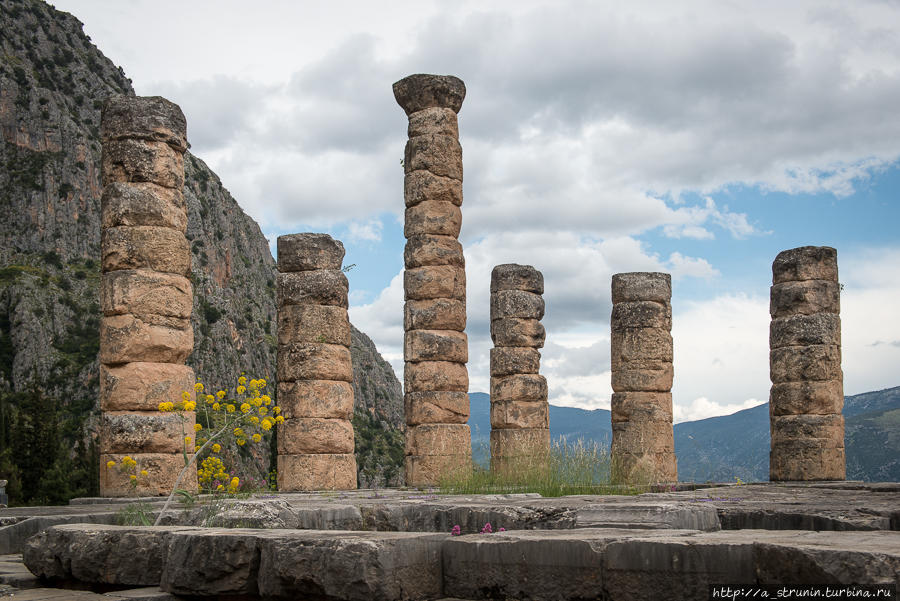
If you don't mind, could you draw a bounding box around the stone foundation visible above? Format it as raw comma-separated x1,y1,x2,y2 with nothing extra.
769,246,845,480
395,74,471,485
276,234,356,490
610,272,677,483
99,96,195,496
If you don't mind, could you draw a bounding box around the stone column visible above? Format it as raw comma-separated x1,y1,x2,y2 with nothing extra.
489,264,549,471
394,74,471,486
276,234,357,490
98,96,196,496
769,246,844,481
610,272,677,483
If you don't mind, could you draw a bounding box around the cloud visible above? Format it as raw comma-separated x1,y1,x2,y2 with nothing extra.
675,396,764,423
345,219,383,243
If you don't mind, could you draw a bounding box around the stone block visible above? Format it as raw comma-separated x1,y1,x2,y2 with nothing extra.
404,234,464,268
101,182,187,232
490,374,548,402
404,453,471,486
100,411,194,454
611,328,673,365
490,346,541,376
404,170,463,207
101,95,188,151
406,424,470,456
100,313,192,364
276,270,349,308
770,442,846,481
276,233,345,272
404,200,462,238
491,317,545,348
101,226,191,276
394,73,466,115
770,344,842,383
771,414,844,445
277,418,354,454
102,139,184,189
277,304,350,346
611,450,678,484
770,314,841,348
100,452,197,497
490,289,545,321
491,400,549,429
490,428,550,458
404,134,463,180
404,329,468,363
404,391,470,425
161,529,261,596
770,279,840,318
490,263,544,294
404,265,466,301
257,531,445,601
100,362,195,412
611,421,675,454
404,298,466,331
404,360,468,392
772,246,838,284
277,453,357,490
611,361,674,392
408,106,459,137
277,343,352,382
611,300,671,331
611,392,673,424
611,272,671,304
101,269,192,319
278,380,354,419
769,380,843,416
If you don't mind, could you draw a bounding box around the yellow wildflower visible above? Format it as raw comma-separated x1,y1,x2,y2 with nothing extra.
238,376,247,386
236,438,246,446
237,385,246,395
158,401,174,412
216,390,226,399
261,418,273,431
212,402,220,411
140,470,148,477
106,460,115,469
240,403,251,414
252,433,262,443
194,423,203,432
216,484,224,491
184,436,192,445
184,400,196,411
259,407,268,415
275,415,284,424
226,404,235,413
194,382,204,393
182,390,192,401
261,395,271,405
257,379,266,388
205,394,214,404
250,416,259,424
130,475,137,481
233,427,244,437
272,406,281,415
212,443,221,453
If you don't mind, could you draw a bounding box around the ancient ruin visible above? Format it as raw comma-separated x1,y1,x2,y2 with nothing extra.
489,264,550,470
769,246,845,481
394,74,471,485
98,96,197,496
276,234,357,490
610,272,677,483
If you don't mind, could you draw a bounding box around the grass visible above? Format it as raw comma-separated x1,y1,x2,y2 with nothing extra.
438,437,651,497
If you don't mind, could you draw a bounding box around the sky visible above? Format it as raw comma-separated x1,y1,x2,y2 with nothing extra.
52,0,900,422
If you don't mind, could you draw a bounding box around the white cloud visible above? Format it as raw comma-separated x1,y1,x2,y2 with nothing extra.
675,396,764,423
345,219,384,243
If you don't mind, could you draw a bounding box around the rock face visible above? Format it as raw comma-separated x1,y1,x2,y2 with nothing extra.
276,234,356,490
395,74,471,486
489,264,549,471
97,95,196,496
610,272,677,483
0,1,404,499
769,246,845,481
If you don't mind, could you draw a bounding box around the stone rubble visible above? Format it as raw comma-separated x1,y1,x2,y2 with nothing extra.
610,272,677,483
395,74,471,486
276,233,357,490
98,96,196,496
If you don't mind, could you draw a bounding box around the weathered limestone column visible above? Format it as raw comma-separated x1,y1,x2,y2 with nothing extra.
769,246,845,481
98,96,197,496
394,74,471,486
610,273,677,483
489,264,549,471
276,234,357,490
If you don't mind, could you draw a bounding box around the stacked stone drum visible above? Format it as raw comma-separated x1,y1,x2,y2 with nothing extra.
610,273,677,483
394,74,471,486
489,265,549,471
276,234,357,490
98,96,196,496
769,246,845,481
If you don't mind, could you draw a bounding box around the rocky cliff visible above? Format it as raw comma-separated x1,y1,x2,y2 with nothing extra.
0,0,403,501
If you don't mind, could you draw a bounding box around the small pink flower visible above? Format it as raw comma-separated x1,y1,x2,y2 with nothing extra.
450,525,461,536
481,522,492,534
498,527,506,532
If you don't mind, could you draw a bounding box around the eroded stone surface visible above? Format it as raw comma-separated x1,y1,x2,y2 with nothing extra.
100,411,194,454
276,270,349,308
404,329,468,363
277,233,345,272
277,418,355,455
490,264,543,294
101,182,187,232
404,266,466,301
404,298,466,331
393,74,466,115
99,453,197,497
404,234,465,268
277,304,350,346
277,342,353,382
404,391,470,425
406,424,471,456
490,374,548,402
490,347,541,376
101,95,187,151
278,380,354,420
404,200,462,238
404,361,468,393
100,362,194,412
101,269,192,319
611,272,671,304
277,454,357,491
102,139,184,189
772,246,838,284
490,317,545,348
100,313,192,365
101,226,190,276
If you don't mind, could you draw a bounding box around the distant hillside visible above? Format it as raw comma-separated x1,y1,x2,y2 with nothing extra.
468,386,900,482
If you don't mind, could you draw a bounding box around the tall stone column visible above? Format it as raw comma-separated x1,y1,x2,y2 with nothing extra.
489,264,549,471
98,96,196,496
276,234,357,490
394,74,471,486
610,272,677,483
769,246,845,481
